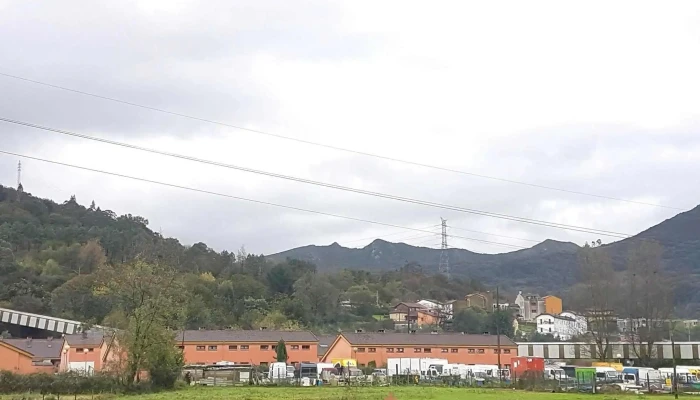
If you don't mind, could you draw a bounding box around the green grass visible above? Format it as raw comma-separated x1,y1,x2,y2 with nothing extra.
107,386,646,400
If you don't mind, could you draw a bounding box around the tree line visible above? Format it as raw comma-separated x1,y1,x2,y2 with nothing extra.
0,185,486,334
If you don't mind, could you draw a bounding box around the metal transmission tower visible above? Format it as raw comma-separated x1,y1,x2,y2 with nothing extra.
439,218,450,279
16,161,24,201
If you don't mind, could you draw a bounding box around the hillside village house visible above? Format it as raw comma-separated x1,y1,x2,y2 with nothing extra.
0,338,61,374
322,332,517,368
515,292,562,321
465,292,494,310
535,312,587,340
389,302,440,328
542,296,563,315
178,330,318,366
417,299,455,319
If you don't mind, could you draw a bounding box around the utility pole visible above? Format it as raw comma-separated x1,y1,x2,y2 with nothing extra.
671,325,678,399
496,286,502,382
438,218,449,279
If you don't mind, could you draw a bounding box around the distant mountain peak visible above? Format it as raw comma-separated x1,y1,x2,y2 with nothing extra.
531,239,579,253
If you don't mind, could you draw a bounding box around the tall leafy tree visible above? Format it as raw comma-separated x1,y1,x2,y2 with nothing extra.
99,261,186,386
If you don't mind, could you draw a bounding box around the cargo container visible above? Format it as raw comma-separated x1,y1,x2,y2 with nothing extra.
510,356,545,379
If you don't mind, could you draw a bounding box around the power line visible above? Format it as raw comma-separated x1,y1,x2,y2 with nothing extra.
342,224,440,244
0,71,683,211
0,117,635,239
0,149,527,250
446,225,541,243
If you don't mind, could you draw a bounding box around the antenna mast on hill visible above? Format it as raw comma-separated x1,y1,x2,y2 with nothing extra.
439,218,449,279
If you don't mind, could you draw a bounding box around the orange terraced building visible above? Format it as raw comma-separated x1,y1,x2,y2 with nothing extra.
0,338,61,374
322,332,517,368
60,331,117,374
178,330,318,366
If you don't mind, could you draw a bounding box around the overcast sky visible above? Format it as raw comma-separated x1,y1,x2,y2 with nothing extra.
1,0,699,256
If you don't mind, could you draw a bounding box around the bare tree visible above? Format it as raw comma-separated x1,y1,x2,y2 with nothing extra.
623,240,673,365
573,242,619,361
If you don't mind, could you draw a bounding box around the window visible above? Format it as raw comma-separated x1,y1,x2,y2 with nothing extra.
368,348,377,353
196,346,206,351
75,348,84,353
302,345,310,350
291,345,300,350
504,364,511,368
208,345,218,351
468,348,475,354
477,349,485,354
272,345,277,350
414,348,422,353
441,348,448,353
387,348,395,353
503,349,511,354
177,345,184,350
493,349,500,354
229,345,238,351
260,345,269,351
423,348,432,353
260,362,268,368
356,348,366,353
397,348,404,353
240,345,249,351
451,348,458,353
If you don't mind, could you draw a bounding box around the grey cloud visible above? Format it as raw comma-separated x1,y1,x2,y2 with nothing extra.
0,1,699,259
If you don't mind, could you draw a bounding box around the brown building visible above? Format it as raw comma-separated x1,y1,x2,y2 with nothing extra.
321,332,517,368
0,338,61,374
389,302,441,328
465,292,494,310
178,330,318,367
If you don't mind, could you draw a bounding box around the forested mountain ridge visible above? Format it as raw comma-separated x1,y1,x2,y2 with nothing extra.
0,184,486,332
2,182,699,327
269,205,700,306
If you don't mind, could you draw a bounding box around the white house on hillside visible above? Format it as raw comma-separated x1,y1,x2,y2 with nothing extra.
536,311,587,340
417,299,454,320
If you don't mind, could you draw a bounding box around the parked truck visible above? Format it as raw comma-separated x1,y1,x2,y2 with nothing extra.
387,358,448,377
621,367,663,389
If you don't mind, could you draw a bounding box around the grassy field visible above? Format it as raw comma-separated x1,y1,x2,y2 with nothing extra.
107,386,644,400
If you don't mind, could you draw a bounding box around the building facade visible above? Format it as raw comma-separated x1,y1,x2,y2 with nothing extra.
465,292,494,310
60,331,115,374
389,302,440,328
542,296,563,315
0,338,60,374
179,330,318,366
322,332,517,368
514,292,545,321
535,312,587,340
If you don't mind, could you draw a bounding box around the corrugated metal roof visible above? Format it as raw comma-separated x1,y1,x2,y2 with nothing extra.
180,330,318,343
1,338,62,359
341,332,517,347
